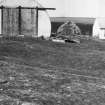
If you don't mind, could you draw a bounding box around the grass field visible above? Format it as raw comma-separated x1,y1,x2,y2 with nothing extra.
0,37,105,105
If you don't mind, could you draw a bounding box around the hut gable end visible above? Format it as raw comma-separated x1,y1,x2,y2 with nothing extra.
0,0,51,38
93,18,105,39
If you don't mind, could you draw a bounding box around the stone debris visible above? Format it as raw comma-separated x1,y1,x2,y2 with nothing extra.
55,21,81,44
57,21,81,36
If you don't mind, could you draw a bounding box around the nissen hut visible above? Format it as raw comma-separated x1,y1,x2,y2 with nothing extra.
0,0,55,38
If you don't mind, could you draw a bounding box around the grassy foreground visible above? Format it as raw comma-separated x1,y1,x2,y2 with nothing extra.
0,37,105,105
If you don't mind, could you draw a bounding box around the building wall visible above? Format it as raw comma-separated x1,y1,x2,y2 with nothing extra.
93,20,100,38
93,20,105,39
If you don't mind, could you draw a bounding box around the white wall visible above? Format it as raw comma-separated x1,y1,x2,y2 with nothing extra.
99,30,105,39
93,19,105,39
93,20,100,38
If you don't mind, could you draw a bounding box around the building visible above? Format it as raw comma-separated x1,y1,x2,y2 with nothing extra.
0,0,53,38
50,17,95,36
93,18,105,39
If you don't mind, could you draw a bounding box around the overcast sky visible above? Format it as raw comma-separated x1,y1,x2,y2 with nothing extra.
0,0,105,17
38,0,66,17
38,0,105,17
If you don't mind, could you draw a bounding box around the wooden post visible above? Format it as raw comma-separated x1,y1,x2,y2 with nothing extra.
1,5,4,34
36,6,38,36
18,6,21,35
